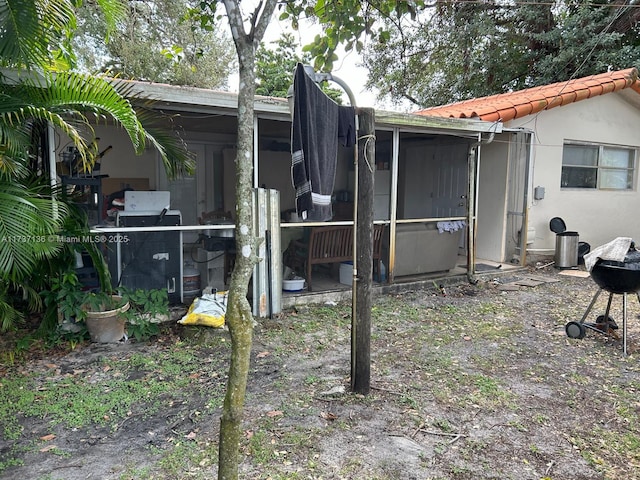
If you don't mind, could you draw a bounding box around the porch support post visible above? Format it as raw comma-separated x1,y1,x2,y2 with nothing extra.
47,123,57,189
466,141,478,283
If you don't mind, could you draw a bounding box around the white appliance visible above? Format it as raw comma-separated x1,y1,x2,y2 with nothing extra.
124,191,171,212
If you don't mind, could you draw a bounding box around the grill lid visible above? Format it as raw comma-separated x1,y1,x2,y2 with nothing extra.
597,242,640,270
591,242,640,293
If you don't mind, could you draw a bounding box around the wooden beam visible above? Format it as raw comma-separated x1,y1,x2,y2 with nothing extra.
352,107,375,395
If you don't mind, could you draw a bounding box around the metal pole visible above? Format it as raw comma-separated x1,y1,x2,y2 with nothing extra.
291,66,363,390
319,75,360,391
623,293,628,356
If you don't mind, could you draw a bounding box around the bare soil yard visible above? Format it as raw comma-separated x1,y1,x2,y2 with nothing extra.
2,266,640,479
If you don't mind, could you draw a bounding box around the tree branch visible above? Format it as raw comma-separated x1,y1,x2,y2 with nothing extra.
222,0,248,51
252,0,278,46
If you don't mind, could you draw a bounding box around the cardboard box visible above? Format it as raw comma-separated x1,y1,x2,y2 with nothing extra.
102,177,150,195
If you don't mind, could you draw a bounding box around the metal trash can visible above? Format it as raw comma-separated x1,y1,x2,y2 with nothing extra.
550,217,579,269
555,231,579,268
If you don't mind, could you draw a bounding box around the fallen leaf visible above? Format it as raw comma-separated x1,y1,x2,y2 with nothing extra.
245,430,254,439
185,431,197,440
266,410,283,417
40,434,56,441
40,445,57,452
320,385,345,396
320,411,338,421
256,351,270,358
44,364,57,369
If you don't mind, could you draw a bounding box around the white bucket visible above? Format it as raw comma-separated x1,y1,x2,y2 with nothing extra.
339,262,353,285
283,278,305,292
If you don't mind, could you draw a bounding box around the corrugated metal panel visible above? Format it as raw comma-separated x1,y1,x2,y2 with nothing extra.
252,188,281,318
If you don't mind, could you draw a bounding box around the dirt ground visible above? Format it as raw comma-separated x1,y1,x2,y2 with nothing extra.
2,265,640,479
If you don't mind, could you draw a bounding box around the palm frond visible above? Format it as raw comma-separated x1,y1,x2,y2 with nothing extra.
0,179,68,279
0,287,24,331
0,123,30,176
94,0,128,42
133,105,196,179
0,0,75,69
0,72,152,173
60,74,146,149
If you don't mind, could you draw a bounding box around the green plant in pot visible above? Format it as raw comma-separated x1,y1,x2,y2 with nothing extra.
38,204,128,342
41,206,170,343
43,254,131,343
80,291,130,343
118,286,169,342
46,268,169,343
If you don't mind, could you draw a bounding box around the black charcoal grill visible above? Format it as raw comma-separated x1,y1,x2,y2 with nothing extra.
565,242,640,355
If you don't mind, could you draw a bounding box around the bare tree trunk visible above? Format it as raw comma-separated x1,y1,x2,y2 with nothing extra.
217,2,276,479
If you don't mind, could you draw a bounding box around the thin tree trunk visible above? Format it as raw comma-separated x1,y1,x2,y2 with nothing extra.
217,44,256,480
218,289,253,479
217,1,276,478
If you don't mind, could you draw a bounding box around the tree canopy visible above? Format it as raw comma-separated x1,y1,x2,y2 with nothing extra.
73,0,236,89
361,1,640,108
255,32,343,102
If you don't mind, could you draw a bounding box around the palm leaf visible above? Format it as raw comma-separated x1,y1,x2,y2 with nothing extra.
0,0,76,69
0,178,67,279
94,0,128,42
0,286,23,331
0,72,149,173
133,104,196,179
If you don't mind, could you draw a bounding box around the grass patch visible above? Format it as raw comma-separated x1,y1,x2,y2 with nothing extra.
0,342,228,475
156,439,219,478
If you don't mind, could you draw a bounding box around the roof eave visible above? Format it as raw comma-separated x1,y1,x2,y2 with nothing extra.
376,109,503,134
121,79,290,115
122,79,502,135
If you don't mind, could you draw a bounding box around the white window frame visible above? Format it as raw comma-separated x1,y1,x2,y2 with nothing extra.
561,142,637,191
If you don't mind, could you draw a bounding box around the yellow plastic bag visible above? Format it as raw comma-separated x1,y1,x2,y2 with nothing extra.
178,292,228,328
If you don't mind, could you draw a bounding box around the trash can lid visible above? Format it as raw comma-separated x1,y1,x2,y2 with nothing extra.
549,217,567,234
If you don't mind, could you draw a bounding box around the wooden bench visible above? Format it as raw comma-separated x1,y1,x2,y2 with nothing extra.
284,224,385,291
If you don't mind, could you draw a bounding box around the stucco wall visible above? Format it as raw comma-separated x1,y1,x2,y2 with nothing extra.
476,137,509,261
508,93,640,253
86,125,158,189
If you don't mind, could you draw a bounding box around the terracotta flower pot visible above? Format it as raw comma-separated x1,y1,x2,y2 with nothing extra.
84,295,130,343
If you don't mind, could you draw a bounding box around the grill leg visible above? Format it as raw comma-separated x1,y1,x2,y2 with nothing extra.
603,292,614,322
580,289,603,323
623,293,628,356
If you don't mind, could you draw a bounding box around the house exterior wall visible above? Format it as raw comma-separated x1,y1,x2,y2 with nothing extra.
476,136,509,262
55,125,159,191
89,126,159,189
507,93,640,254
